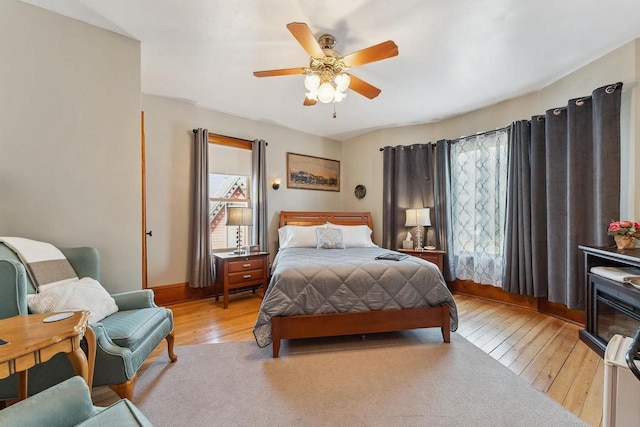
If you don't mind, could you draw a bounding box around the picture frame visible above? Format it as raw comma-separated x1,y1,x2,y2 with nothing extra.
286,152,340,192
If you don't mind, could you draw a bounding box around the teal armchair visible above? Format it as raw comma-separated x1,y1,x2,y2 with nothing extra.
0,376,154,426
0,243,177,400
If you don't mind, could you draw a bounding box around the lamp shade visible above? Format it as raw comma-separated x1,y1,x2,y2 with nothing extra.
226,207,253,226
405,208,431,227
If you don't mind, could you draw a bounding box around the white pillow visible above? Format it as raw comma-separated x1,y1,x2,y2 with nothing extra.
26,277,119,324
278,224,327,248
326,223,377,248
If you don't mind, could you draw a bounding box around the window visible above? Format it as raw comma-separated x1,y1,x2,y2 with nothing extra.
208,138,253,252
450,129,508,286
209,174,250,252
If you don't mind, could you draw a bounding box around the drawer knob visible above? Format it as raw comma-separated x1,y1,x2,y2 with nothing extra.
243,264,251,268
243,274,252,279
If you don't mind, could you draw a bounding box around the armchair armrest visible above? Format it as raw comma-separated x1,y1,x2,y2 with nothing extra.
112,290,157,311
0,376,99,427
0,259,29,318
90,323,132,356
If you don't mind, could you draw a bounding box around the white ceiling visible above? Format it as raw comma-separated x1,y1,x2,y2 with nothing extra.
20,0,640,141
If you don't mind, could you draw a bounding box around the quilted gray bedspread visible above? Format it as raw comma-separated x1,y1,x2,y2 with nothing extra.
253,247,458,347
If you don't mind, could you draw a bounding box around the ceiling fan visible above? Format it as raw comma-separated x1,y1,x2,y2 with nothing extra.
253,22,399,106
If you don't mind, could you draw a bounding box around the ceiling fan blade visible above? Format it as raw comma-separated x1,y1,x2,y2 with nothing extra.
286,22,325,59
348,74,382,99
342,40,399,68
303,97,317,106
253,68,306,77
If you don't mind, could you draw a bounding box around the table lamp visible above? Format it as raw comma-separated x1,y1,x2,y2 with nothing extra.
405,208,431,250
226,207,253,254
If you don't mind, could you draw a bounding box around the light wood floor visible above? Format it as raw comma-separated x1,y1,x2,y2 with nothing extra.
92,292,604,426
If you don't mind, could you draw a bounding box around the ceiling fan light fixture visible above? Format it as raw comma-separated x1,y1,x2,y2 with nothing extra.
334,73,350,92
254,23,398,107
304,73,321,91
333,90,347,102
317,81,336,103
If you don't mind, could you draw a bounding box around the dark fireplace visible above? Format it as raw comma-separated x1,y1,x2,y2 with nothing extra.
579,246,640,357
593,275,640,345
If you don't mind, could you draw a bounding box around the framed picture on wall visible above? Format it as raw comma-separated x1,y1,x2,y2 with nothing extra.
287,152,340,192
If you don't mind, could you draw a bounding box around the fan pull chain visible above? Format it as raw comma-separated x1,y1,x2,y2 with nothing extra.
333,103,337,119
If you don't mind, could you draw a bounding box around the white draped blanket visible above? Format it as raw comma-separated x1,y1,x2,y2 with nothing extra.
0,237,78,290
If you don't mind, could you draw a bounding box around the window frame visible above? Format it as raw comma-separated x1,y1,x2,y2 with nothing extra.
208,133,253,253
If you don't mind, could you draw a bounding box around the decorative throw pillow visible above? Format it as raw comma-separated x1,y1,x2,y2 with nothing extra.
26,277,119,324
278,224,327,248
316,228,345,249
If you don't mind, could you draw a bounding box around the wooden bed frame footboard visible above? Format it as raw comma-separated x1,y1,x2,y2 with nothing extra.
271,305,450,358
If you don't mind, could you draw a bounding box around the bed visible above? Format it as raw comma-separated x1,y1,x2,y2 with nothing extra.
253,211,458,357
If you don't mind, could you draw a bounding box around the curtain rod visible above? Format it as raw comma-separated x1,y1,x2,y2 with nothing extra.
452,126,508,142
378,126,508,151
192,129,253,143
191,130,267,146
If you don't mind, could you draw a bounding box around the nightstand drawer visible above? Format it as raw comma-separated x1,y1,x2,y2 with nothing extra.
397,249,445,274
415,253,439,263
229,269,263,285
228,258,265,273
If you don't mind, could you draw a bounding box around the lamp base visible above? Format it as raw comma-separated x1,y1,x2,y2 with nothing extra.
233,225,246,254
414,226,424,250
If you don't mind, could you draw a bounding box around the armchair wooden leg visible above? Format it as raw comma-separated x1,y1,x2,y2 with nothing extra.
166,331,177,362
109,374,137,400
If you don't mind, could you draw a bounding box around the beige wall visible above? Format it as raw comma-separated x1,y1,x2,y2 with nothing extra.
343,40,639,242
3,0,637,291
0,0,142,293
141,94,343,287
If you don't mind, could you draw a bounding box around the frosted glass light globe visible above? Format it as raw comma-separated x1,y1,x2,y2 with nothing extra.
333,90,346,102
304,73,320,91
334,73,350,92
317,82,336,103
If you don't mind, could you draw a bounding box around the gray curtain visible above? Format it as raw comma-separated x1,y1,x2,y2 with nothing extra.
502,121,534,295
189,128,212,288
502,83,622,309
529,116,548,298
251,139,268,252
382,144,434,250
434,140,455,281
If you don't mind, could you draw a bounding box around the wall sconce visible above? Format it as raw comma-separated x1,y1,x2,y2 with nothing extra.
272,178,281,190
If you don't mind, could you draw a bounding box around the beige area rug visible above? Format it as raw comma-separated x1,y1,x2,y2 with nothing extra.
133,330,586,427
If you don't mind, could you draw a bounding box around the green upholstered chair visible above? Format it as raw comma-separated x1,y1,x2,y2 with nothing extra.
0,243,177,401
0,376,154,427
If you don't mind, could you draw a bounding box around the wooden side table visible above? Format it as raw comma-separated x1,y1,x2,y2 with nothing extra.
0,311,95,400
398,249,445,273
214,252,269,309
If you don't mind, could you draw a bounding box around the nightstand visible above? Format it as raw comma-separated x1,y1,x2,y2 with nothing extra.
398,249,445,273
213,252,269,309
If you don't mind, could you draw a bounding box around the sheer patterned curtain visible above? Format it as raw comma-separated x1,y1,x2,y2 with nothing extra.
450,129,508,286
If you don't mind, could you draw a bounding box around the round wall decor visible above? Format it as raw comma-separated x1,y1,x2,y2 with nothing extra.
354,184,367,199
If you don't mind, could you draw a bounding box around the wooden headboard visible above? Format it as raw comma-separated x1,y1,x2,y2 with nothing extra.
279,211,374,232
